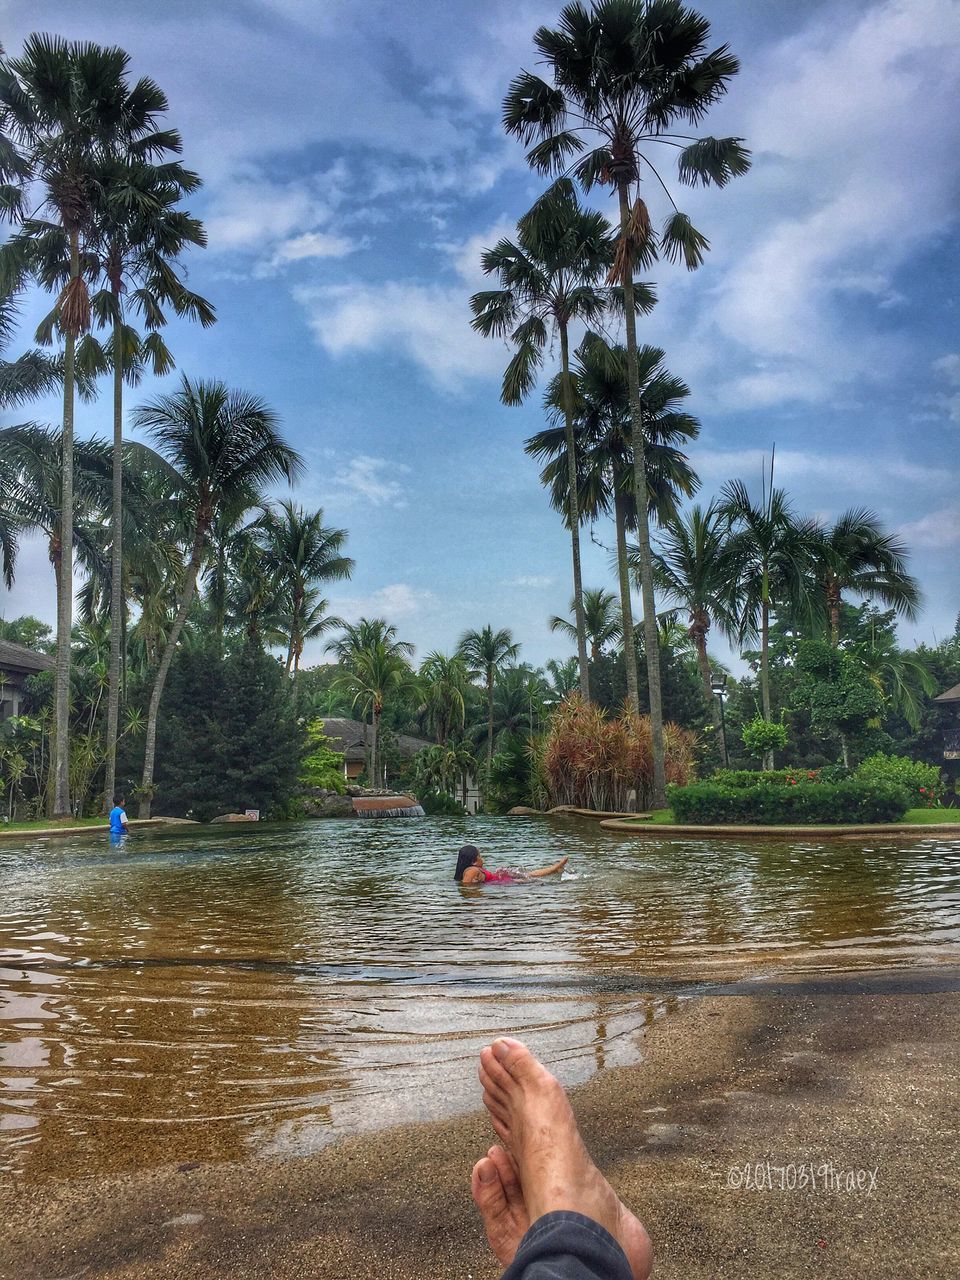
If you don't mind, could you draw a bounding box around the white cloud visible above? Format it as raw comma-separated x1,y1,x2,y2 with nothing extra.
692,447,947,492
294,280,507,393
899,505,960,551
933,353,960,423
506,574,554,588
333,583,435,623
643,0,960,410
331,456,410,508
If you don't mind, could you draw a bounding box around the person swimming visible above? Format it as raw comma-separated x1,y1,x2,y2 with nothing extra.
454,845,568,885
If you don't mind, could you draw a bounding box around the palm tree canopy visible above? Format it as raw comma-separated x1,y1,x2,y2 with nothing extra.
457,625,520,682
814,506,921,620
132,375,303,526
551,587,622,657
502,0,751,275
647,503,738,640
529,332,700,526
470,178,654,405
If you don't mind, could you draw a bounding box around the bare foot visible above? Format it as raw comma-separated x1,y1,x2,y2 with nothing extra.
471,1144,529,1267
478,1037,653,1280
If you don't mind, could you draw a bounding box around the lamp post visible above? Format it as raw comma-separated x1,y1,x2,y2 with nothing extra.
710,671,729,768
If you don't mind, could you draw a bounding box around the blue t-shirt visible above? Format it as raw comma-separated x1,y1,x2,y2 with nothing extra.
109,806,127,834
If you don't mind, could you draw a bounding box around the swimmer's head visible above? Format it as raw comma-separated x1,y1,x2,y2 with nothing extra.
454,845,482,881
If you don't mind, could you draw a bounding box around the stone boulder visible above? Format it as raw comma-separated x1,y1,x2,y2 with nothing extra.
209,812,258,823
300,788,354,818
507,805,542,816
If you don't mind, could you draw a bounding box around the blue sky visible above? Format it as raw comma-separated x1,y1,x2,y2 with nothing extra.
2,0,958,671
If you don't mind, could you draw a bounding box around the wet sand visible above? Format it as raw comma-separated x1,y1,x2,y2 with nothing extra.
3,969,958,1280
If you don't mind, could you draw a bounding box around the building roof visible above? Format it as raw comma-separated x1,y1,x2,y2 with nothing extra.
933,682,960,704
0,640,55,674
319,717,434,762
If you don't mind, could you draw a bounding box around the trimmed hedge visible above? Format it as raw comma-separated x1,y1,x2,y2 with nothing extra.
669,779,911,825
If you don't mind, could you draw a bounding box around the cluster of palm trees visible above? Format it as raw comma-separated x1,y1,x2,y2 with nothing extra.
0,36,356,817
473,0,753,807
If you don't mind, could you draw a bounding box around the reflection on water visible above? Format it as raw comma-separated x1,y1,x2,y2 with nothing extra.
1,817,958,1181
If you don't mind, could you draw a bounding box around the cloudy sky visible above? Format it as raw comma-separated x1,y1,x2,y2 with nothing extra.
2,0,959,670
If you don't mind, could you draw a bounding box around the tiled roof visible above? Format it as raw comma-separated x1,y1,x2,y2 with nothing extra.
319,717,433,761
0,640,55,673
934,682,960,703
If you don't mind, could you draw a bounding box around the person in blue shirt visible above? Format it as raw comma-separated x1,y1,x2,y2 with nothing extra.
108,798,129,841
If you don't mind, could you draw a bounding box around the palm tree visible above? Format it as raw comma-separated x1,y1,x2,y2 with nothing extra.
720,473,820,766
92,149,215,812
551,588,622,662
504,0,750,806
328,618,416,787
855,630,936,731
256,500,353,686
649,504,737,743
457,625,520,778
545,656,580,703
419,651,470,746
132,377,302,816
530,332,700,710
1,35,181,815
470,179,650,700
812,508,921,647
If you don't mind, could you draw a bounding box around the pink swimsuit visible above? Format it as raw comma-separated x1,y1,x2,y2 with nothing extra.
481,868,516,884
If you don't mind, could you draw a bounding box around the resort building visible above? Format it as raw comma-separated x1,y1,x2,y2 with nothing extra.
0,640,55,721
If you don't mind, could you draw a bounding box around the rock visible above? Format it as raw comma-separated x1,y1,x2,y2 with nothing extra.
507,806,542,816
301,792,354,818
209,813,257,823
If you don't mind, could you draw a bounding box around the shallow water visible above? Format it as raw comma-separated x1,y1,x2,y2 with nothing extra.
1,816,959,1181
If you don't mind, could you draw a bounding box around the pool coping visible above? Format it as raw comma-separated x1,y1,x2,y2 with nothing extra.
597,817,960,838
0,817,199,841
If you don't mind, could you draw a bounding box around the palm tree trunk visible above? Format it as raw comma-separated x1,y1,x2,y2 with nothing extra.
760,582,773,770
827,581,842,647
52,230,80,817
559,323,590,702
102,309,124,813
486,673,495,776
370,704,380,789
618,182,666,809
614,491,640,714
138,522,205,818
692,618,725,763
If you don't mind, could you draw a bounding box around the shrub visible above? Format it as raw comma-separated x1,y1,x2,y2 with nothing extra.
669,779,911,825
855,753,943,808
712,768,819,788
418,789,466,816
301,720,346,794
741,716,788,760
542,695,696,811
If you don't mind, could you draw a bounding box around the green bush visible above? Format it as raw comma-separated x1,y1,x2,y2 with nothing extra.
301,720,346,794
712,768,822,788
854,753,943,808
669,779,911,825
741,716,788,759
418,789,466,816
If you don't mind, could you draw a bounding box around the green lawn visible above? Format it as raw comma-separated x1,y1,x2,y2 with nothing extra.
0,816,105,835
627,807,960,827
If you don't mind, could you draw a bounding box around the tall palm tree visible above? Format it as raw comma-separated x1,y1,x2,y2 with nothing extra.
551,588,622,662
328,618,415,787
649,504,737,742
470,178,650,700
1,35,180,815
504,0,750,806
132,377,302,816
720,474,820,766
812,508,921,647
530,332,699,710
545,656,580,703
256,500,353,686
457,625,520,778
419,651,470,746
92,151,215,812
855,630,936,731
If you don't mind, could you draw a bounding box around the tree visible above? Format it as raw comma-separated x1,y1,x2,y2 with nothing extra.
132,376,302,816
256,499,353,686
795,639,885,768
504,0,750,806
720,473,820,765
470,179,647,700
551,587,622,662
151,639,304,821
811,508,921,647
328,618,416,787
545,656,580,703
531,331,699,710
419,651,470,746
457,625,520,780
651,503,737,736
91,145,215,813
1,35,182,815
